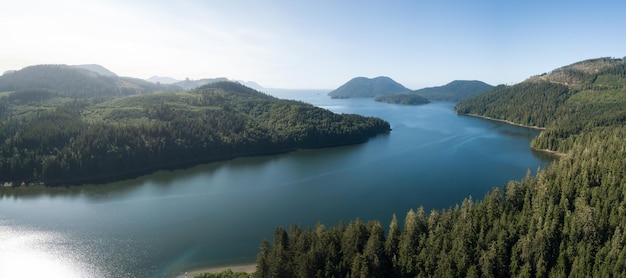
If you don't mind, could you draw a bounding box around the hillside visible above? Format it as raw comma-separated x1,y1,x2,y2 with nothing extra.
456,57,626,153
249,57,626,278
0,64,182,97
412,80,493,102
328,76,411,99
0,78,390,186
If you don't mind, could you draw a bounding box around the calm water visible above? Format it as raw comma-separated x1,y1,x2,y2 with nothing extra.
0,91,553,277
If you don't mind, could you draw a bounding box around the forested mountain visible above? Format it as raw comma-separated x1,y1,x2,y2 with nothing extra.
456,57,626,153
374,94,430,105
328,76,411,99
412,80,493,102
0,64,182,97
0,77,390,185
249,57,626,278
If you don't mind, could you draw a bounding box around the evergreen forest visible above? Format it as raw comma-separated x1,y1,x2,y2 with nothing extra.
252,57,626,277
0,66,390,185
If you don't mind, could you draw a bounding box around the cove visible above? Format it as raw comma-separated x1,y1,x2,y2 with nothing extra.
0,91,553,278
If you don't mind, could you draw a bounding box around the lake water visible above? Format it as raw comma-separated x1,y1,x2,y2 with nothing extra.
0,91,554,277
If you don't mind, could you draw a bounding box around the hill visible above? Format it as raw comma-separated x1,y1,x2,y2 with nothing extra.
412,80,493,102
147,76,180,84
0,78,390,185
0,64,181,97
456,57,626,153
328,76,411,99
174,77,230,90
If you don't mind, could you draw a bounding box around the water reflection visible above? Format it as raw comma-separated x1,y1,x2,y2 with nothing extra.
0,219,103,277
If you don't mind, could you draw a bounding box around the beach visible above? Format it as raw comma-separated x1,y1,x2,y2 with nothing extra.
175,264,257,278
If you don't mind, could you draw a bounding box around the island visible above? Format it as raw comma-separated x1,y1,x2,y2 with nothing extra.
374,93,430,105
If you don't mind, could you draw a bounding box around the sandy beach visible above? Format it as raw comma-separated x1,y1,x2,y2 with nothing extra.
175,263,257,278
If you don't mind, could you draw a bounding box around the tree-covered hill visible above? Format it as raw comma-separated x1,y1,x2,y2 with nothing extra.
0,80,390,186
249,57,626,277
412,80,493,102
456,57,626,153
328,76,411,99
0,64,181,98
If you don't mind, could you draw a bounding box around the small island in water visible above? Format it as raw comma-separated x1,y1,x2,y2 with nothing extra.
374,93,430,105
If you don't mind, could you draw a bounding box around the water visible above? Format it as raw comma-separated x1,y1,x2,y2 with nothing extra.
0,91,553,277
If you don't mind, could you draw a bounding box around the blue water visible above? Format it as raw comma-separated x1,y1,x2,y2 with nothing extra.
0,91,553,277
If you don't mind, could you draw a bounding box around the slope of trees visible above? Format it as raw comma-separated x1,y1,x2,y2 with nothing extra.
0,81,390,185
456,58,626,153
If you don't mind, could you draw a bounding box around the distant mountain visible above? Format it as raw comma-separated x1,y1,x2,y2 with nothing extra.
174,77,229,90
412,80,493,102
147,76,180,84
328,76,411,99
0,64,181,97
72,64,117,77
238,80,264,91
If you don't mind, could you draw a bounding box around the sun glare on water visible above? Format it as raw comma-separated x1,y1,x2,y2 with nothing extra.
0,221,100,278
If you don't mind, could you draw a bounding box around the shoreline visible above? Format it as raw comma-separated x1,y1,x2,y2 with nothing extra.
462,113,546,130
175,263,257,278
531,146,567,157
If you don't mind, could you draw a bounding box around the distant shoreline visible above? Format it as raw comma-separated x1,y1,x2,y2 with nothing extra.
462,113,546,131
175,263,256,278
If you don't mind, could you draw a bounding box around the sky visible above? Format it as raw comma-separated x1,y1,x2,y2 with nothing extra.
2,0,626,89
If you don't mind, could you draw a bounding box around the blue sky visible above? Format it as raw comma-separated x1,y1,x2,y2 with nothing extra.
2,0,625,89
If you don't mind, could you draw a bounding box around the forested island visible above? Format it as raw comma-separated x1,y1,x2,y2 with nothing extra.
0,65,390,186
374,94,430,105
231,57,626,278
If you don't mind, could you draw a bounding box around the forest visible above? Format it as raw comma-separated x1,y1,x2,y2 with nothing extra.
246,58,626,277
0,67,390,185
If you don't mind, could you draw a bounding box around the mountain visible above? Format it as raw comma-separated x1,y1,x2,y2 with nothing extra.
72,64,117,77
412,80,493,102
328,76,411,99
456,57,626,153
174,77,229,90
146,76,180,84
0,64,181,97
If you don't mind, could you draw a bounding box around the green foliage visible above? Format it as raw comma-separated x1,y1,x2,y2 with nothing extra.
0,81,390,185
374,94,430,105
455,81,572,127
456,58,626,153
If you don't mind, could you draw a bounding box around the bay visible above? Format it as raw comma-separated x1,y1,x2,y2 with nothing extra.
0,90,553,277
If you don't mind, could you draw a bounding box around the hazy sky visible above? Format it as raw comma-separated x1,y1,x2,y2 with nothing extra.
2,0,625,89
